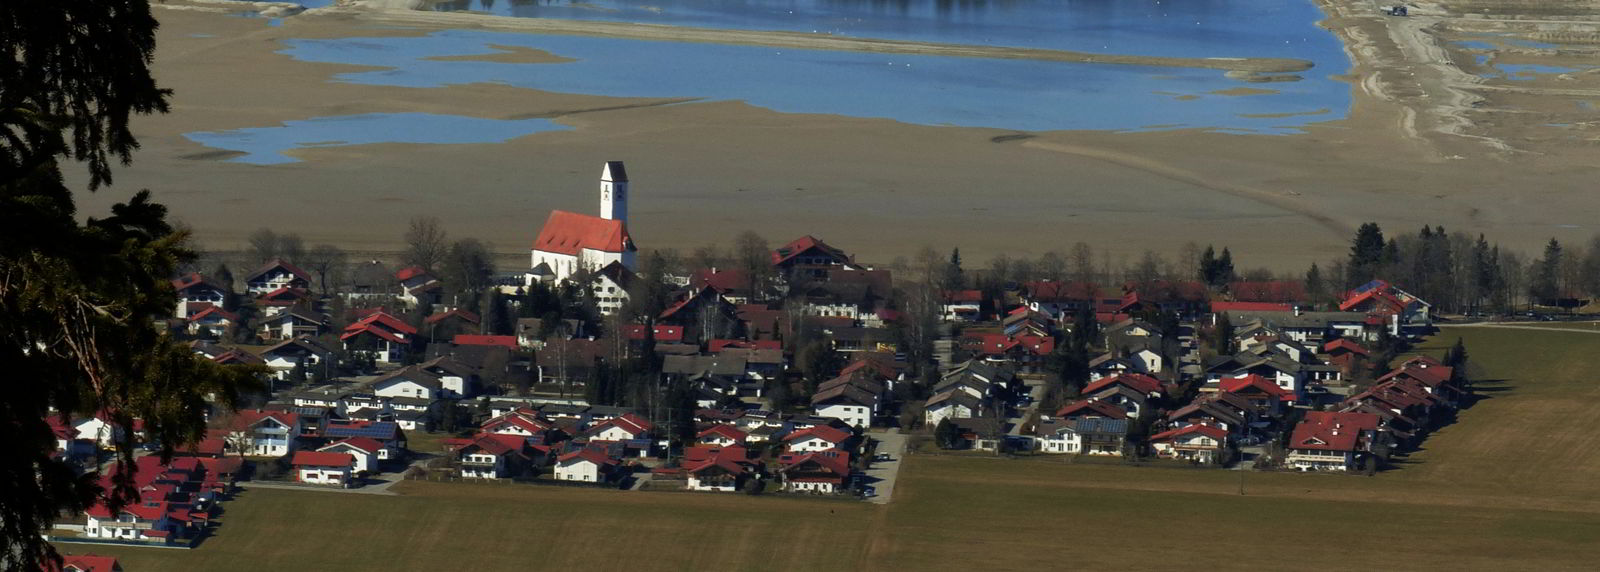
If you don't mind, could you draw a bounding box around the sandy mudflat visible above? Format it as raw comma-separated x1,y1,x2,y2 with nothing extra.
68,1,1600,272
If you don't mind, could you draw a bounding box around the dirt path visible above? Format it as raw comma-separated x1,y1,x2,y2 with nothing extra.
1018,140,1354,238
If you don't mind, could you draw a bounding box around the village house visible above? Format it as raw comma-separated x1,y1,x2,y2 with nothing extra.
454,433,535,479
554,447,622,483
84,457,229,545
57,555,123,572
782,424,853,453
1285,411,1380,471
244,259,312,296
771,235,862,281
323,420,407,458
260,336,334,379
317,437,384,474
528,162,637,285
395,265,442,310
941,289,983,321
1339,279,1432,336
1149,424,1229,463
228,410,301,457
258,307,325,341
695,424,749,448
581,412,655,444
591,261,636,315
291,450,356,487
778,450,852,493
340,311,417,364
424,308,480,340
1082,373,1164,419
683,446,757,492
185,305,238,338
371,366,445,400
171,273,228,320
810,376,880,429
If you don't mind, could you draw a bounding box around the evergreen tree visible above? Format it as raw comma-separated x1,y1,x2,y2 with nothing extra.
1,2,264,565
934,418,961,449
1217,248,1237,286
1347,223,1386,288
1304,263,1326,308
1198,245,1218,285
943,247,965,291
1531,238,1564,304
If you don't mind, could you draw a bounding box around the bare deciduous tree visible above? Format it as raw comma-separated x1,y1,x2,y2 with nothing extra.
403,216,449,272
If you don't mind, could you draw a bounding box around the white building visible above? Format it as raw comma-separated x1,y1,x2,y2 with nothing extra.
229,410,301,457
528,162,638,286
371,368,443,400
292,451,354,487
555,449,617,483
317,438,383,474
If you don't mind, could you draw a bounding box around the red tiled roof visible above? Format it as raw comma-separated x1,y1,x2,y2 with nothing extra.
1210,301,1294,313
696,424,749,442
395,265,429,282
1150,423,1229,442
782,425,851,445
532,210,632,255
1220,374,1295,402
248,259,312,284
231,410,299,431
1055,399,1129,420
256,286,309,305
780,450,851,476
187,304,239,323
57,555,120,572
652,326,683,343
558,447,620,466
466,433,529,457
1082,373,1163,397
1290,411,1379,452
682,445,752,475
771,235,850,266
292,450,354,467
453,334,516,349
172,272,223,293
691,268,750,294
426,309,481,325
351,311,418,335
942,289,982,303
1322,338,1370,356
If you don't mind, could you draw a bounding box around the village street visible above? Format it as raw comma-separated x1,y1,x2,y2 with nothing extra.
862,430,908,505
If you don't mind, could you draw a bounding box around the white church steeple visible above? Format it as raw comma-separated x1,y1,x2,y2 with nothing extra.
600,161,628,222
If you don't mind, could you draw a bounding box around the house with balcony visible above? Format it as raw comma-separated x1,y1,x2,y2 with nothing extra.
228,410,301,457
778,450,851,493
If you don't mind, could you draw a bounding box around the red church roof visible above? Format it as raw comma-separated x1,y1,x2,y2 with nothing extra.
532,210,632,256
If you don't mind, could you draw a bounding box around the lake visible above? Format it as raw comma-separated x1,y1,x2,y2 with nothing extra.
190,0,1352,160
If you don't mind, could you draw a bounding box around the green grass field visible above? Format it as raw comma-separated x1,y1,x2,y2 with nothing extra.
72,327,1600,570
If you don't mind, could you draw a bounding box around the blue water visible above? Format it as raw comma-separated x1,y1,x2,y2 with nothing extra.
430,0,1337,61
1455,40,1494,51
1497,63,1580,80
279,27,1347,133
184,112,571,164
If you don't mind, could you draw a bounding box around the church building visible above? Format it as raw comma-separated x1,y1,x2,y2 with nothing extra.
528,162,638,286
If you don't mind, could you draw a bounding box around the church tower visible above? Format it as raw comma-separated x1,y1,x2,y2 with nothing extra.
600,161,628,222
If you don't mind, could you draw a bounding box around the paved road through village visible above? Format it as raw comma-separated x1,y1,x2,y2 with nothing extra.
863,429,908,505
